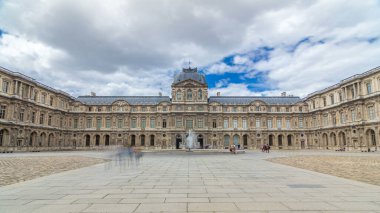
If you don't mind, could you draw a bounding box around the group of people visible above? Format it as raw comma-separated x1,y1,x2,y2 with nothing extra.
105,146,144,171
261,144,271,153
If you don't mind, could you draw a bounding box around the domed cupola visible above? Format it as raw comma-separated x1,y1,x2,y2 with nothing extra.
173,67,207,86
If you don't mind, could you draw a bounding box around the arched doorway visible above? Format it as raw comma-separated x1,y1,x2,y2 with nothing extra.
233,135,239,146
338,132,346,146
104,135,110,146
330,132,337,147
140,135,145,146
287,135,293,146
95,135,100,146
322,133,329,148
48,133,54,147
131,135,136,146
268,135,274,146
224,135,230,148
0,129,9,146
40,133,46,146
198,134,203,148
150,135,155,146
85,135,91,147
278,135,283,147
367,129,376,147
176,134,182,149
243,134,248,147
30,132,37,146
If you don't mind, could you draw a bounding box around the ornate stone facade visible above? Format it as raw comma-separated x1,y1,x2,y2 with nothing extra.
0,66,379,151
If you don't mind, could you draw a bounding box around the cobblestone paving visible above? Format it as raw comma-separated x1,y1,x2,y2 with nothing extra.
268,155,380,186
0,156,108,186
0,150,380,212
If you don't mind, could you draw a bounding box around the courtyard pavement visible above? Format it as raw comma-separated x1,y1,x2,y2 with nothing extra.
1,150,380,212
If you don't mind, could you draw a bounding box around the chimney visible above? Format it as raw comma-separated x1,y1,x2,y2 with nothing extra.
90,92,96,96
281,92,286,97
217,92,221,96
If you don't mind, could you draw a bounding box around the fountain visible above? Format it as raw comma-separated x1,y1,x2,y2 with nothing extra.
185,129,197,151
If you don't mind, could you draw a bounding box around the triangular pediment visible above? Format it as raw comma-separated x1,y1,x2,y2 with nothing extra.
172,79,207,87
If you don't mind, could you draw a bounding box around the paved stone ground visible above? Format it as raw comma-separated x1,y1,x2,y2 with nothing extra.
0,150,380,212
268,155,380,186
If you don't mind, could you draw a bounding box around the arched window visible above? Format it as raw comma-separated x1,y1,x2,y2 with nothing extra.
176,89,182,101
187,89,192,100
198,89,202,100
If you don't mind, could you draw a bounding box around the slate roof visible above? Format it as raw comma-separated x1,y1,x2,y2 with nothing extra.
76,96,170,105
209,96,302,105
173,67,206,85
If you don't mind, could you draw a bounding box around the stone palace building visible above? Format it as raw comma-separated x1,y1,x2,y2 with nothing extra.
0,66,379,151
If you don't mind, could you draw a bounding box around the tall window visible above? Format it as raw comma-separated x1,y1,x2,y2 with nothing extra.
340,112,346,124
299,117,303,128
212,119,217,128
176,89,182,101
223,118,228,128
97,118,102,128
131,118,137,128
339,92,343,102
351,109,356,122
87,118,92,128
323,97,327,107
150,118,155,128
106,118,111,128
233,118,238,128
48,115,52,126
118,118,123,128
73,118,78,129
286,118,290,129
186,119,193,129
330,94,334,105
50,97,54,106
162,119,167,128
242,118,247,129
323,115,328,126
141,118,146,128
2,80,9,93
31,112,36,123
41,94,46,104
277,118,282,129
312,100,316,109
368,106,375,120
197,118,203,128
176,118,182,128
198,89,202,100
0,106,6,119
40,113,45,125
366,83,372,94
187,89,192,100
267,119,272,129
19,109,24,122
255,118,261,128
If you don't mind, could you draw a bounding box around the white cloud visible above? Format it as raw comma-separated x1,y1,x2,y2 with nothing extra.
0,0,379,97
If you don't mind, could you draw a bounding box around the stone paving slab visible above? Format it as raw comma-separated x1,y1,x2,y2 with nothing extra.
0,150,380,212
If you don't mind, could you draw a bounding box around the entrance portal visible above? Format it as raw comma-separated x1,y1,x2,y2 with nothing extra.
198,135,203,149
176,134,182,149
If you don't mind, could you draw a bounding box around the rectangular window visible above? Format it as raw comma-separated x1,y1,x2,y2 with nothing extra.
73,118,78,129
141,118,146,128
150,118,155,128
212,106,217,112
97,118,102,128
340,113,345,124
323,97,327,107
299,117,303,128
368,106,375,120
212,119,217,128
163,106,167,112
40,113,44,125
223,106,227,112
351,110,356,122
131,118,137,128
87,118,92,128
186,119,193,129
223,118,228,128
233,118,238,128
31,111,35,123
286,118,290,129
323,115,328,126
106,118,111,128
277,118,282,129
367,83,372,94
299,106,302,112
41,94,46,104
0,106,6,119
2,80,9,93
118,118,123,128
255,118,261,128
330,95,334,105
197,118,203,128
242,118,247,129
267,119,272,129
19,109,24,122
176,118,182,128
50,97,54,106
60,117,63,128
48,115,52,126
339,92,343,102
162,119,167,128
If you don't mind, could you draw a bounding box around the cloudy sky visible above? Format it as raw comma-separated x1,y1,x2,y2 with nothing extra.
0,0,379,97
